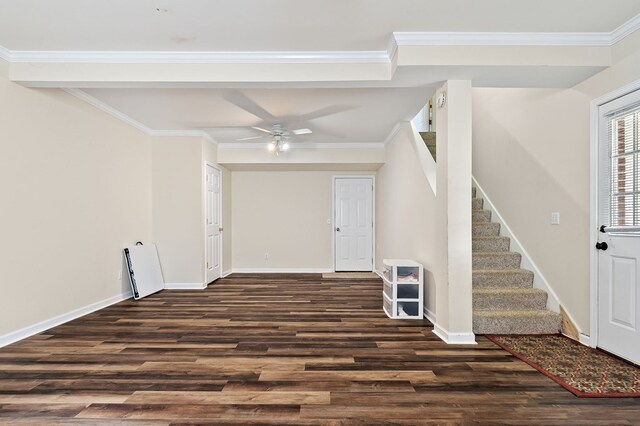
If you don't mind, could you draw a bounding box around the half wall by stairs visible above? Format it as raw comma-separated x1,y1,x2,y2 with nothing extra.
472,187,561,334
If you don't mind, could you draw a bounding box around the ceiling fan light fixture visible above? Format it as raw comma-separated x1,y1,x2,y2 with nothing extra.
281,142,290,151
268,141,277,151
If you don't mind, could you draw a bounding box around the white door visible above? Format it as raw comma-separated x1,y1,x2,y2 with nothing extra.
334,177,374,271
206,165,222,284
596,89,640,365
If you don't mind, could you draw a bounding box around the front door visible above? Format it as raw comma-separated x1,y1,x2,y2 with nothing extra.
334,177,373,271
206,165,222,284
596,89,640,365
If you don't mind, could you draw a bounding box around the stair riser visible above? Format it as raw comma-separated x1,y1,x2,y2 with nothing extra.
473,313,561,335
473,271,534,289
473,253,521,270
473,292,547,311
473,223,500,236
473,238,510,252
472,210,491,222
472,198,483,209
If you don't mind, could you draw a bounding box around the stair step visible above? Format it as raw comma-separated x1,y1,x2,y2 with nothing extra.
473,236,510,252
473,252,521,270
473,309,561,334
473,288,547,311
472,198,483,210
472,209,491,223
472,222,500,236
472,187,476,198
473,269,534,289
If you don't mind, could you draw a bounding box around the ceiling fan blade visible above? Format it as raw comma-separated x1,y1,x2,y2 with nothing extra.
225,91,276,122
251,126,272,134
294,105,355,122
293,128,312,135
236,136,265,141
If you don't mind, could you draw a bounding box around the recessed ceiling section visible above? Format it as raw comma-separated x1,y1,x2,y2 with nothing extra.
82,87,436,143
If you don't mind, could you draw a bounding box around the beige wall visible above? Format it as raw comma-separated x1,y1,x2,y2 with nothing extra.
231,170,374,270
472,37,640,335
376,81,473,339
152,136,205,284
0,69,152,337
376,125,444,317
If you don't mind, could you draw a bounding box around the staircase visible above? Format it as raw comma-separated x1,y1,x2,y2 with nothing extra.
472,187,561,334
419,132,437,161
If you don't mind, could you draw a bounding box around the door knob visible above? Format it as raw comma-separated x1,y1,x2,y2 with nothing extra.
336,227,340,232
595,242,608,251
219,227,224,232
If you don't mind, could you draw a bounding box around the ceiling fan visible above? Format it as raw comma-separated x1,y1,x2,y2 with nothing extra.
201,91,353,152
236,124,313,153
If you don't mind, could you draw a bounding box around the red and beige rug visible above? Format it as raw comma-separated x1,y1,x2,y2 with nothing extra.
487,334,640,397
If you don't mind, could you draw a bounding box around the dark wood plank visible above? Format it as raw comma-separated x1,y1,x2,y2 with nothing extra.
0,273,638,424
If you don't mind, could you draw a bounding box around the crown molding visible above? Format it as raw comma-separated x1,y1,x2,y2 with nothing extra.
64,88,153,134
218,142,384,149
64,89,216,142
148,129,212,139
394,14,640,47
0,45,10,62
1,13,639,67
610,13,640,44
383,122,402,146
393,31,612,46
8,50,390,64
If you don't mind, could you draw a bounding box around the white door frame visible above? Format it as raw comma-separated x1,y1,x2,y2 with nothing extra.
204,161,223,285
589,79,640,348
332,175,376,272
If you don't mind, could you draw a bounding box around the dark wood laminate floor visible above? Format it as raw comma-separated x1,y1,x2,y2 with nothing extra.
1,274,639,425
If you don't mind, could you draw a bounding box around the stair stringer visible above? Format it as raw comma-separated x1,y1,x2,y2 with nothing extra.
471,177,566,320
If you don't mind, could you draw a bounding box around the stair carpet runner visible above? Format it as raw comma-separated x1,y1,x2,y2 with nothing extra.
472,187,561,334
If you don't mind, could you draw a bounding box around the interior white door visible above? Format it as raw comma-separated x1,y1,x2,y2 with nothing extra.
206,165,222,284
597,89,640,365
334,177,373,271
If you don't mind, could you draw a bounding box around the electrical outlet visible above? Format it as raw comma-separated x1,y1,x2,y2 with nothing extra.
326,218,331,225
264,252,269,261
551,212,560,225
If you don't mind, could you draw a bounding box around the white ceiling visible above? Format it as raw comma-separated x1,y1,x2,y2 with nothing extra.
1,1,637,146
83,87,436,143
0,0,639,52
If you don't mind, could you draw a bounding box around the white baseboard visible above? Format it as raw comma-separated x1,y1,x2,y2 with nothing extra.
232,268,333,274
423,307,436,324
164,282,206,290
222,270,232,278
0,291,132,348
579,333,591,347
432,323,477,345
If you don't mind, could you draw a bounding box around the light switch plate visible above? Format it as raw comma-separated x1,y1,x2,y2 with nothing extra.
551,212,560,225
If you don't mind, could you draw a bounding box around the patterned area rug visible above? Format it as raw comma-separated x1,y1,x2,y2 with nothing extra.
487,334,640,397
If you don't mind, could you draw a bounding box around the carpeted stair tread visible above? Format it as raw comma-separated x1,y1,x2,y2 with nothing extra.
472,209,492,223
473,309,561,335
473,288,548,310
473,236,510,252
420,132,437,161
471,186,559,335
473,252,522,270
472,222,500,236
473,269,534,288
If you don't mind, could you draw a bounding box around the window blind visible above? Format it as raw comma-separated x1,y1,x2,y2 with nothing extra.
607,102,640,228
